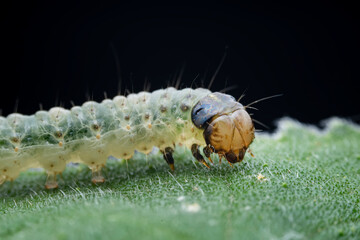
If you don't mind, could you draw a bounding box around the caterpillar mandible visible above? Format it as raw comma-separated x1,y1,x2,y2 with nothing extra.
0,87,255,189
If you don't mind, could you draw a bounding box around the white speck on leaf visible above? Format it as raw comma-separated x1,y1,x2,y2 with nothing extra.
177,196,185,202
244,206,251,211
257,173,267,181
183,203,201,213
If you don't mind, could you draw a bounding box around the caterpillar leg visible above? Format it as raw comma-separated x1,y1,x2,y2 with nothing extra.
191,144,210,169
77,149,107,184
45,172,58,189
203,145,215,164
91,165,105,184
162,147,175,171
247,149,255,157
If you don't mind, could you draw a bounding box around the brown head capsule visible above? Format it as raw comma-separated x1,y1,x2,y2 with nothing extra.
191,92,255,164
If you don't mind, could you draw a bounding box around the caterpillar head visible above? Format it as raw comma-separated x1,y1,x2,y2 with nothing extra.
191,92,255,164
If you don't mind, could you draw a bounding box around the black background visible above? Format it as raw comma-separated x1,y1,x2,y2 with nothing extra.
1,2,359,130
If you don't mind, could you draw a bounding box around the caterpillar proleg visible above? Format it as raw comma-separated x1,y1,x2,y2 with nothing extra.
0,87,255,189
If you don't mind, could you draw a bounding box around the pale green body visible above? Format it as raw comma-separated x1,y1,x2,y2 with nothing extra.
0,88,211,184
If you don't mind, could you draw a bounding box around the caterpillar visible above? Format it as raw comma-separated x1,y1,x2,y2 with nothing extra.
0,87,255,189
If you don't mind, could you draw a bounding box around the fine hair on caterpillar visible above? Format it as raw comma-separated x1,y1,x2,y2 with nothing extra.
0,85,264,189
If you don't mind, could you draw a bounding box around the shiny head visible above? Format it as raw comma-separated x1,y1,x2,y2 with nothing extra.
191,92,255,164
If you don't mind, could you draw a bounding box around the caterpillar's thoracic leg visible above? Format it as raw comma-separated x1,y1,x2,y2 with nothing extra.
191,144,210,169
91,166,105,184
162,147,175,171
45,172,58,189
203,145,215,164
248,148,255,157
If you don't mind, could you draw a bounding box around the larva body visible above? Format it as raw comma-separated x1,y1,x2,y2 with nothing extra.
0,87,255,188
